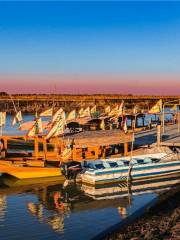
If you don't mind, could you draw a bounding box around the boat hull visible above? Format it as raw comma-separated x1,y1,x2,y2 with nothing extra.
0,164,62,179
81,161,180,185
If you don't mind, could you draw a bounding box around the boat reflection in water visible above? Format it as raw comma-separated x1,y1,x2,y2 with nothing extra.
0,174,179,239
81,174,180,200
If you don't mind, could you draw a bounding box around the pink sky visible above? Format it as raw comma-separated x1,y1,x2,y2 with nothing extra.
0,74,180,95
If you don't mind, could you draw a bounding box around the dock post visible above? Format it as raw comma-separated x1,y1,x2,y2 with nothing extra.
157,125,161,147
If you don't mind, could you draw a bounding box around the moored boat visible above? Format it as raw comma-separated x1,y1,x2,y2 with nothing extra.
0,164,63,180
80,153,180,185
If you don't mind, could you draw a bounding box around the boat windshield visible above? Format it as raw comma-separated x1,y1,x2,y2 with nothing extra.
95,163,105,169
108,162,118,168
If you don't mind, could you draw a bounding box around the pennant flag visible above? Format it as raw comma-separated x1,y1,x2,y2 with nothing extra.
123,118,128,133
79,108,84,117
90,105,96,114
82,107,91,117
100,119,105,130
2,112,6,126
117,101,124,116
170,105,177,111
66,110,76,121
52,108,64,123
27,118,43,137
105,105,111,114
149,100,162,114
12,111,23,126
61,146,72,161
46,119,65,140
0,112,6,127
0,113,3,127
108,105,119,117
40,108,53,117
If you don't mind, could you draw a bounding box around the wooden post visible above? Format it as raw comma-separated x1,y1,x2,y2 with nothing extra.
124,142,128,156
34,137,39,159
42,138,47,160
157,125,161,147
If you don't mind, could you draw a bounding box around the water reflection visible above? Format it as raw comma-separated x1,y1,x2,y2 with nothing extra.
0,174,179,240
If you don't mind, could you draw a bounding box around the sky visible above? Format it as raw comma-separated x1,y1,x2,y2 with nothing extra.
0,1,180,94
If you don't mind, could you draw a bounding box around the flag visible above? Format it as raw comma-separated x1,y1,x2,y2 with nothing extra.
27,118,43,137
12,111,22,126
46,118,65,139
78,108,84,117
66,110,76,121
40,108,53,117
105,105,111,114
108,105,119,117
170,105,177,111
100,119,105,130
0,113,3,127
52,108,64,123
149,100,162,114
123,118,128,133
90,105,96,114
117,101,124,116
0,112,6,126
61,146,72,160
82,107,91,117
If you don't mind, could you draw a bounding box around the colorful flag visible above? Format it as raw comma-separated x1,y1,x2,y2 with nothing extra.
27,118,43,137
61,146,72,160
78,108,84,117
100,119,105,130
12,111,23,126
123,118,128,133
149,100,162,114
40,108,53,117
82,107,91,117
170,105,177,111
108,105,119,117
90,105,96,114
0,112,6,127
52,108,64,123
46,118,65,139
66,110,76,121
105,105,111,114
117,101,124,116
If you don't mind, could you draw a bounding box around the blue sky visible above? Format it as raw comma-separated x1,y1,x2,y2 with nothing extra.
0,1,180,74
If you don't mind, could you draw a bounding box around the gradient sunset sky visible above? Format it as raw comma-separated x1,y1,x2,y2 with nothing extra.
0,1,180,95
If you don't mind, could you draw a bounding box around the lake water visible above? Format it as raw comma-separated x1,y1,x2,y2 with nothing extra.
0,113,179,239
0,175,179,240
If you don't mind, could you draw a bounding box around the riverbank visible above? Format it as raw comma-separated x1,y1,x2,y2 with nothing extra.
105,187,180,240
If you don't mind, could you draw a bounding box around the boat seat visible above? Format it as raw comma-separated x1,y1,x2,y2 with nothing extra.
102,162,111,168
116,160,124,166
143,157,153,164
108,161,119,168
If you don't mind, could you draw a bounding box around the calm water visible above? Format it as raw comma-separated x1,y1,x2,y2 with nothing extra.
0,113,179,239
0,175,179,240
1,110,175,136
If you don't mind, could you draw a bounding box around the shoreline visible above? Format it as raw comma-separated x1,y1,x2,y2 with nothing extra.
104,186,180,240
